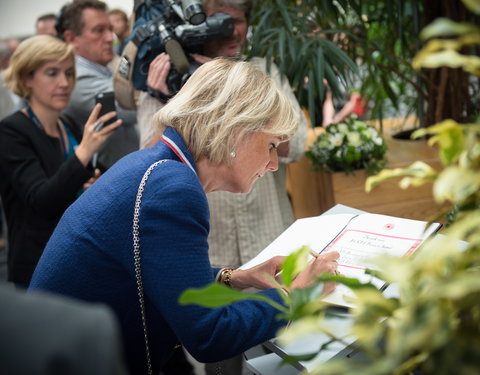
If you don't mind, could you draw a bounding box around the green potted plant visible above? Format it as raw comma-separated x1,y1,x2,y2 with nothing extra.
248,1,476,129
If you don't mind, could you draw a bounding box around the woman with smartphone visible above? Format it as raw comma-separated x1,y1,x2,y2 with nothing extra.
0,35,122,287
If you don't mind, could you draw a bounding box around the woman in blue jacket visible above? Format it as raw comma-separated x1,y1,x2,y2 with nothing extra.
30,58,339,374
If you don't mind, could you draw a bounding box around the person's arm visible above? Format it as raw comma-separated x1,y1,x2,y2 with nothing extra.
0,115,93,217
322,89,336,126
137,53,172,148
330,92,360,124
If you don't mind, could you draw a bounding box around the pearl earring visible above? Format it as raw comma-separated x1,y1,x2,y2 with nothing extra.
230,151,236,158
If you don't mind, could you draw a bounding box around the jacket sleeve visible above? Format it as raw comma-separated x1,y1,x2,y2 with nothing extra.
0,115,94,217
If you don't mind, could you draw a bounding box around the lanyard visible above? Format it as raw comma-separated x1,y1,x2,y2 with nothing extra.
161,134,196,175
26,104,66,158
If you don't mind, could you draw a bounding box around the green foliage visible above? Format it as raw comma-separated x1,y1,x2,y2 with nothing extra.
179,283,289,314
366,121,480,222
413,18,480,76
180,4,480,373
280,245,310,287
248,0,423,124
306,117,387,175
247,0,358,124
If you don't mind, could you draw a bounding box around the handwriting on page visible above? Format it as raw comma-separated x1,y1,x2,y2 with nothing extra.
324,229,422,271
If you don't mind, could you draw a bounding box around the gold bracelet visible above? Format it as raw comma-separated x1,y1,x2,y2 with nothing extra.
224,268,235,287
219,267,235,287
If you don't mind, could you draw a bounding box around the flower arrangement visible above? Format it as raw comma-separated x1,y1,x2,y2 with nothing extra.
306,117,387,175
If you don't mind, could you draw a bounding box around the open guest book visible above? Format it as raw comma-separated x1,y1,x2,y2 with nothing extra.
239,209,442,308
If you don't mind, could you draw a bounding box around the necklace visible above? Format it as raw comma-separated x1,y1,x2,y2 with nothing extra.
25,104,67,158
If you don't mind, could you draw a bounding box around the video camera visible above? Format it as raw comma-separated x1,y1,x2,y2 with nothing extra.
119,0,235,95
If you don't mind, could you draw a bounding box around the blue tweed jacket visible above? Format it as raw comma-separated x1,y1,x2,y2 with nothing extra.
30,127,286,374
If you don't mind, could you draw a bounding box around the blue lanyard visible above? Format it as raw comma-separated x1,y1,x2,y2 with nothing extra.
26,104,67,158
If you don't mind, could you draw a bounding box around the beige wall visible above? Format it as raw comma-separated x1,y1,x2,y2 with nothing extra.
0,0,133,38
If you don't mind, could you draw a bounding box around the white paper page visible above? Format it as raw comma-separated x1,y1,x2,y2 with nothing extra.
321,213,441,307
239,214,356,270
239,212,440,308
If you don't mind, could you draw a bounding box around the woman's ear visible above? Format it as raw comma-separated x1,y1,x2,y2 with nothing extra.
23,73,34,89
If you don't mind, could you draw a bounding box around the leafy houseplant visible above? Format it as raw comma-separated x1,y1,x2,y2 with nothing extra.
247,1,424,126
249,1,477,129
305,118,387,175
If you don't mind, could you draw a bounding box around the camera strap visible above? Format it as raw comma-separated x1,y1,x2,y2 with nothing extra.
114,0,160,110
113,40,139,110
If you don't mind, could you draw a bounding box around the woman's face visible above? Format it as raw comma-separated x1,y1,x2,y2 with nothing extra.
226,131,282,193
25,58,75,112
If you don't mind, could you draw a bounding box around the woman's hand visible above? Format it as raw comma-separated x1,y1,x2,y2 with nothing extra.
229,256,285,290
229,251,340,296
191,53,212,65
290,251,340,295
147,53,171,95
74,103,122,166
83,168,101,190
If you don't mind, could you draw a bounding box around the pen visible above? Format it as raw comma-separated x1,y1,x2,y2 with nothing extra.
310,249,340,275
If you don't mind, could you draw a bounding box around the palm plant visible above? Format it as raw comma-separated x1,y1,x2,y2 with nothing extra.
247,0,479,128
247,0,422,126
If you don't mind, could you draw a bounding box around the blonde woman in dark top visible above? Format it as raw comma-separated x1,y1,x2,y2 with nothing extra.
0,35,122,286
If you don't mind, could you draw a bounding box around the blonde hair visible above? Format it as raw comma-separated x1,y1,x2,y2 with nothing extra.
154,58,298,164
3,35,75,98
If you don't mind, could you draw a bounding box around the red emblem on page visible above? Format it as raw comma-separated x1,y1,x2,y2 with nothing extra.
384,223,395,230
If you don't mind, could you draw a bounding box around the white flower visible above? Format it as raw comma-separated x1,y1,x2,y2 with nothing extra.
330,133,344,148
338,124,349,134
373,135,384,145
347,132,362,147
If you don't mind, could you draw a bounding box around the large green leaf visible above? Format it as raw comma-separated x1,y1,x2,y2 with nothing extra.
413,49,480,76
413,120,465,165
419,18,480,40
365,161,437,192
280,245,310,287
462,0,480,14
433,166,480,204
179,283,288,313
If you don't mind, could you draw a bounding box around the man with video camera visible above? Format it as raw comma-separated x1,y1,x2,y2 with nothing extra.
137,1,307,374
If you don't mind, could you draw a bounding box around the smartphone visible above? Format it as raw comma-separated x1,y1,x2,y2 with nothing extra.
94,91,117,130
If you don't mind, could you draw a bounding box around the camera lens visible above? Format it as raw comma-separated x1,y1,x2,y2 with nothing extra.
181,0,206,25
